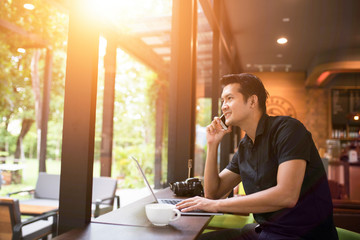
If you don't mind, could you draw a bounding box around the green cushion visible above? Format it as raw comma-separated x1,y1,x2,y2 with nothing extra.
202,213,255,234
207,213,255,229
337,227,360,240
238,182,246,196
204,220,360,237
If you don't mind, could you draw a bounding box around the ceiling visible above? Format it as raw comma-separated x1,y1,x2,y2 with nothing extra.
222,0,360,78
119,0,360,88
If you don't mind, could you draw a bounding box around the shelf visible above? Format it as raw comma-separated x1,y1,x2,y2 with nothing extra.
330,89,360,140
331,138,360,141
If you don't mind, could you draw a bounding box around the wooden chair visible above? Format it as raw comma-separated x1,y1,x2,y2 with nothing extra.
0,197,57,240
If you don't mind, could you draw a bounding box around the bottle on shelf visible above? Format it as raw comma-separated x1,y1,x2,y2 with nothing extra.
325,139,341,162
348,144,358,163
340,143,349,162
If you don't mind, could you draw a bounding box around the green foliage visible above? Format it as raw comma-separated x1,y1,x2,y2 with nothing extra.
196,98,212,127
113,144,155,188
1,1,166,190
0,0,68,158
0,0,69,49
22,124,37,158
0,39,34,120
95,47,159,188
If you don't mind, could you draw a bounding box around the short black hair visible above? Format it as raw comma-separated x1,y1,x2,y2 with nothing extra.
220,73,269,113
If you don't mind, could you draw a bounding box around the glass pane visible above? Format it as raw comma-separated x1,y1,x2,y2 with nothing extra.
194,1,213,178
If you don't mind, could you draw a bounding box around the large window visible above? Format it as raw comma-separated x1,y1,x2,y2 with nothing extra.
194,1,213,178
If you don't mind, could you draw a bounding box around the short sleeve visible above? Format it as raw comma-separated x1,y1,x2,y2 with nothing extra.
273,118,311,164
226,151,240,174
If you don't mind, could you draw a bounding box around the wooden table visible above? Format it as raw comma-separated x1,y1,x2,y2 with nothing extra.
20,204,58,215
54,188,213,240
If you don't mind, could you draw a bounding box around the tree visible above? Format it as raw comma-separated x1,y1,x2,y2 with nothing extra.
14,119,34,160
0,0,68,163
0,39,35,160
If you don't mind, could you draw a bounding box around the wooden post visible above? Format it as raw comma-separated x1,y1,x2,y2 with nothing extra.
167,0,197,183
100,39,117,177
212,0,220,119
39,48,52,172
58,1,99,233
154,83,165,188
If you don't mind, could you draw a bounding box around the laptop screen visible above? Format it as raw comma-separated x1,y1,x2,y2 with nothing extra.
130,156,159,203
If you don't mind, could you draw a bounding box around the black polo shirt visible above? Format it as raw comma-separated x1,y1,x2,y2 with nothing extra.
226,114,338,239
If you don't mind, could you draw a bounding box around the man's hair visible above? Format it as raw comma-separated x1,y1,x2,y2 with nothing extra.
220,73,269,113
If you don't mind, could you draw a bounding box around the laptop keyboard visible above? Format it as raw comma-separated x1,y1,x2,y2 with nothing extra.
159,199,223,215
161,199,182,205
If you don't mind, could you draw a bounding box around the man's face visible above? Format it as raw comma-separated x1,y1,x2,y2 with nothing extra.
220,83,252,127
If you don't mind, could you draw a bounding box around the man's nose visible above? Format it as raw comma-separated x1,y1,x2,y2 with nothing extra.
221,102,228,111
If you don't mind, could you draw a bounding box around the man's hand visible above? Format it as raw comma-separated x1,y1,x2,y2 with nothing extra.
206,117,232,146
175,196,219,213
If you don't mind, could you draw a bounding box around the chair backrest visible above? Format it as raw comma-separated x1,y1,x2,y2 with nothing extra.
33,173,117,205
92,177,117,204
0,198,21,240
34,172,60,199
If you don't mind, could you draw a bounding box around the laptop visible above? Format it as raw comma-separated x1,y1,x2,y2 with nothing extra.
130,156,223,216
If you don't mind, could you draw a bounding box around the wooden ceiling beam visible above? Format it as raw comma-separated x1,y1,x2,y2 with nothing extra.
0,18,48,48
109,31,169,79
198,0,232,64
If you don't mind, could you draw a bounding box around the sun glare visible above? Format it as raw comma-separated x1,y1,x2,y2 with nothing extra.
17,48,26,53
85,0,171,27
23,3,35,10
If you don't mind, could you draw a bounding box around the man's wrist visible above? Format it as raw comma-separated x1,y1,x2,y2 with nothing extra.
207,141,220,149
214,199,224,213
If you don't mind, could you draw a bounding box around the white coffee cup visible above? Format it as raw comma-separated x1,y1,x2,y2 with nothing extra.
145,203,181,226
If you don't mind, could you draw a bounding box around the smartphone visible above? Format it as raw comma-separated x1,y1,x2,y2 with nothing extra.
219,114,228,130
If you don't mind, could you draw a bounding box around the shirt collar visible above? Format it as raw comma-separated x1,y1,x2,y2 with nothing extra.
255,113,269,138
240,113,269,146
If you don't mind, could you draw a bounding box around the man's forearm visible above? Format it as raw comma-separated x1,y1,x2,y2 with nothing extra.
214,160,306,214
204,143,221,199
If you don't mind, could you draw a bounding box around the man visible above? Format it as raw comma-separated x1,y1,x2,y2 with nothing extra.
176,73,338,239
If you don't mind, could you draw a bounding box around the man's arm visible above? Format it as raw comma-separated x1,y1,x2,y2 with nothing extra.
204,145,241,199
202,117,240,199
177,159,306,214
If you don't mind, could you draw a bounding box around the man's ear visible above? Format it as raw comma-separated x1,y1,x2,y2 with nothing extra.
249,95,258,108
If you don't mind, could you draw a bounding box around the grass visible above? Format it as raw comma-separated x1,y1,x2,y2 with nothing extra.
0,158,101,198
